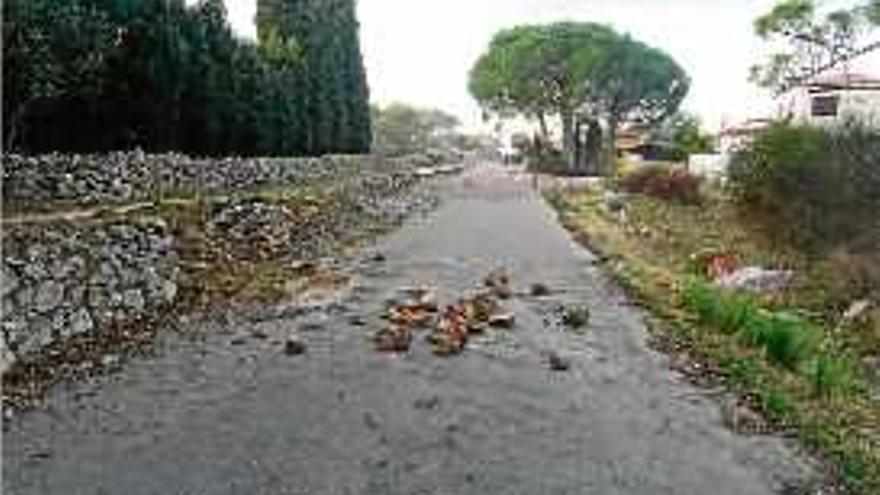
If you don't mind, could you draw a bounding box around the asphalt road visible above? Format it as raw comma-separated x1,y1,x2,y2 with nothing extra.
3,164,817,495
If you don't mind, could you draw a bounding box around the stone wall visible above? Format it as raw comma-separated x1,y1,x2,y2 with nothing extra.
1,152,437,205
1,218,178,371
1,152,455,371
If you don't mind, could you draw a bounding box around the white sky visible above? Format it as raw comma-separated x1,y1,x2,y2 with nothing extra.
213,0,879,133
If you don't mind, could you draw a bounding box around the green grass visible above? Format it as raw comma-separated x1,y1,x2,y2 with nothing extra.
550,187,880,494
683,279,858,395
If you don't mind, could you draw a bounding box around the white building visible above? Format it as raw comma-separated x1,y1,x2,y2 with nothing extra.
775,71,880,126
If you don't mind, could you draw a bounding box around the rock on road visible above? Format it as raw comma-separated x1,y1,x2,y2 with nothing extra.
3,163,817,494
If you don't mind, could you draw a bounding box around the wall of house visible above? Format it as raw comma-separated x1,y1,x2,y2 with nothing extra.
778,87,880,126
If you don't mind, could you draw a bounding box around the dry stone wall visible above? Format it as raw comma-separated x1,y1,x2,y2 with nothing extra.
1,218,177,370
1,152,435,205
1,151,455,371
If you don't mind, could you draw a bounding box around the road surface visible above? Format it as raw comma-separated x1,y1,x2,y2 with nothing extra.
3,164,817,494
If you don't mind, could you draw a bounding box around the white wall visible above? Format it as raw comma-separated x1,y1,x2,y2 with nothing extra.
689,153,731,181
778,87,880,127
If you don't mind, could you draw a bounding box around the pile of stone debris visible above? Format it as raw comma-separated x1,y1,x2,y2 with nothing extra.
374,270,517,356
204,172,441,263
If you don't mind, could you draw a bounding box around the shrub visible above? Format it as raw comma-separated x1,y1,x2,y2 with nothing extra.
683,279,757,335
803,354,862,399
721,356,762,388
761,388,796,419
619,165,702,203
758,311,824,370
728,121,880,253
683,280,824,369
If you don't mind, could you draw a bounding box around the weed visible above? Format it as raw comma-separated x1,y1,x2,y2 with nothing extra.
761,388,796,420
803,354,862,399
721,355,762,388
683,280,824,370
759,312,824,370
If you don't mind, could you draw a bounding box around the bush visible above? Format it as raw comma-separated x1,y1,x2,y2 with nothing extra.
682,280,868,400
618,165,702,203
803,354,862,399
683,280,824,369
728,121,880,253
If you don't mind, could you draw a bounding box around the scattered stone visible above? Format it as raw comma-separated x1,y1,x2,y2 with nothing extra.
548,352,570,371
284,338,307,356
34,280,64,313
27,450,52,460
430,305,468,356
602,191,626,214
529,283,551,297
561,305,590,329
413,396,441,411
388,306,435,328
839,299,874,329
484,270,513,299
1,266,19,298
100,354,121,370
363,412,380,431
488,312,516,329
67,308,94,337
290,260,318,274
720,395,767,435
298,313,329,332
395,286,438,312
121,289,146,313
462,291,500,329
374,325,412,353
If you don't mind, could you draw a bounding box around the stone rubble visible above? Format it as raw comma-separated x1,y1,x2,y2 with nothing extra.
2,218,178,371
2,151,461,373
2,152,448,206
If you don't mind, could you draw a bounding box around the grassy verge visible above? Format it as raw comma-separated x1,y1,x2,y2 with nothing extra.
548,187,880,494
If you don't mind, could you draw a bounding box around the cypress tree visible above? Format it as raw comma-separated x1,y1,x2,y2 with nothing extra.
3,0,370,156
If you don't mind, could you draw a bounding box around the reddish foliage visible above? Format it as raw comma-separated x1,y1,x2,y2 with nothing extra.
619,166,702,204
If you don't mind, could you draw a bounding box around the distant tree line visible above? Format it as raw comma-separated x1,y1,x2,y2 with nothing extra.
370,103,460,156
2,0,371,156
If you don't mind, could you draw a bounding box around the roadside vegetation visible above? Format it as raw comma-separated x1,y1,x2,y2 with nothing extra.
549,122,880,493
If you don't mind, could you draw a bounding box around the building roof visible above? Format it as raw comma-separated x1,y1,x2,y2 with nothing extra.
804,71,880,91
719,118,774,137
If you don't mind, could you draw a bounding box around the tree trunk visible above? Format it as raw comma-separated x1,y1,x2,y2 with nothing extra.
584,118,602,175
560,107,576,171
537,111,550,144
5,103,29,152
603,115,620,177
